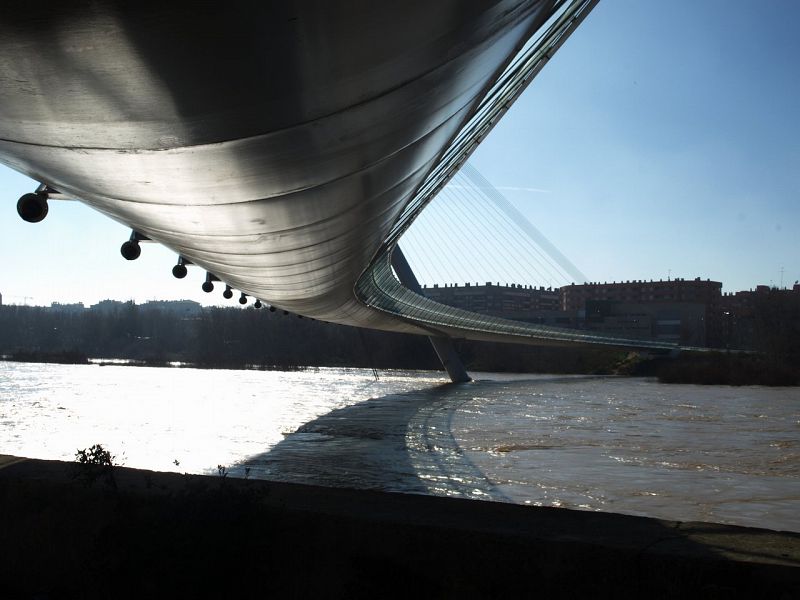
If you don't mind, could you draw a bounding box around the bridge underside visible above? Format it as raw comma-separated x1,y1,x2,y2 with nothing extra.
0,1,680,353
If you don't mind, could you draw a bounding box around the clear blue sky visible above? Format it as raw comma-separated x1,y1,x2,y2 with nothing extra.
469,0,799,293
1,1,798,306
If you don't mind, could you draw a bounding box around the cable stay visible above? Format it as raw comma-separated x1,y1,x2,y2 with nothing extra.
399,162,585,291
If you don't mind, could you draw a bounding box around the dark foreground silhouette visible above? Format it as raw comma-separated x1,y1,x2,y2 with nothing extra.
1,454,798,599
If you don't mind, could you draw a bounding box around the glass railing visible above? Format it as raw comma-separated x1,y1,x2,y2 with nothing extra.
356,251,682,351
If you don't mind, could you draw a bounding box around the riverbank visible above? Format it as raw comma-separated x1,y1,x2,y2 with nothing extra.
1,349,90,365
1,352,312,371
3,299,797,381
1,455,798,599
4,348,798,386
628,351,799,386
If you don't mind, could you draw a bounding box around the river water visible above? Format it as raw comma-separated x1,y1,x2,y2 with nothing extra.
1,361,798,532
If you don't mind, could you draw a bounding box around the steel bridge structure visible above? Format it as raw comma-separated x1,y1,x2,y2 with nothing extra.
0,1,683,381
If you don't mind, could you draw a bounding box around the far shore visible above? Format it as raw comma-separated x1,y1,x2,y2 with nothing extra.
3,349,797,386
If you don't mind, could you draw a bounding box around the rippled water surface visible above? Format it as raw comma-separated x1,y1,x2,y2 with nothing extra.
1,362,798,532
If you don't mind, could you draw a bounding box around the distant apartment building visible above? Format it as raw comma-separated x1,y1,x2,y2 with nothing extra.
50,302,86,313
421,278,722,347
88,299,202,317
719,283,800,349
719,284,800,314
422,282,560,320
560,278,722,346
140,300,203,317
410,277,796,348
560,278,722,311
90,299,133,314
584,300,708,346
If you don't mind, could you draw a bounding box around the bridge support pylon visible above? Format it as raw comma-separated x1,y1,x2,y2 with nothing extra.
390,246,471,383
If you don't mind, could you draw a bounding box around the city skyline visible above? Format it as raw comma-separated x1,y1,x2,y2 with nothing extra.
2,270,790,309
1,1,798,306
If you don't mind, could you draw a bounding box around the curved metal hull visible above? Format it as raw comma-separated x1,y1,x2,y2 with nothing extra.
0,1,552,333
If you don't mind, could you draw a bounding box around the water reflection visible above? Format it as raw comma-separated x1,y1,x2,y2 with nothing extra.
234,375,800,532
233,381,513,501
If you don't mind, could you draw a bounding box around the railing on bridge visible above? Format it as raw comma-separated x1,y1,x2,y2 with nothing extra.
356,249,681,351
